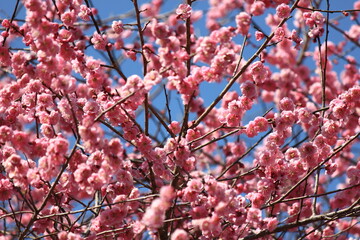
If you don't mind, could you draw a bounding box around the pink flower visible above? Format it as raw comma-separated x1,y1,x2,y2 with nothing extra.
329,99,348,119
160,185,176,202
144,70,161,90
112,20,124,34
264,217,278,232
279,97,295,111
291,30,303,48
250,1,265,16
255,31,265,41
151,20,170,39
285,148,300,161
74,163,92,183
250,61,268,83
322,120,339,138
276,4,291,19
259,150,275,166
241,80,257,99
58,29,73,42
99,206,127,225
254,117,269,132
176,4,192,20
126,50,137,61
91,32,108,50
274,27,286,41
171,229,189,240
40,124,54,138
78,5,91,21
0,47,11,66
236,12,251,36
347,166,360,185
247,192,265,208
1,19,11,28
142,198,169,228
169,121,181,135
0,178,13,201
61,10,76,27
311,12,325,26
58,231,82,240
83,100,100,116
136,134,152,154
0,126,13,143
246,121,258,138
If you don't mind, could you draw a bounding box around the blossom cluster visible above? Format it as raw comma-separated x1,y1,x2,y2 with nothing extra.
0,0,359,239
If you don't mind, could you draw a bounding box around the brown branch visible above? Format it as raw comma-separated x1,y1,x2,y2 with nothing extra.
132,0,150,136
94,92,135,122
191,128,243,152
296,6,360,13
83,0,127,81
1,0,20,46
242,200,360,240
147,104,176,138
217,129,272,180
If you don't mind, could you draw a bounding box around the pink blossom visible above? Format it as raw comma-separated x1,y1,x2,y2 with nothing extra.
279,97,295,111
285,147,300,161
291,30,303,48
61,10,76,27
57,231,82,240
112,20,124,34
91,32,108,50
0,1,358,239
99,206,127,225
169,121,181,135
176,4,192,20
1,19,11,28
273,0,290,3
0,178,13,200
276,4,291,19
0,126,13,143
264,217,278,232
255,31,265,41
250,1,265,16
151,20,170,39
274,27,286,41
74,163,92,183
144,70,161,90
311,12,325,26
126,50,137,61
250,61,268,83
171,229,189,240
0,47,11,66
236,12,251,36
78,5,91,21
259,150,276,166
142,198,169,228
160,185,176,202
241,80,257,99
247,192,265,208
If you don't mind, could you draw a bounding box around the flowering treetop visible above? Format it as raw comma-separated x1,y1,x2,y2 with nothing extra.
0,0,359,239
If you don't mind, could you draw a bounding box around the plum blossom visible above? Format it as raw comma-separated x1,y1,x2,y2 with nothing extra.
176,4,192,20
112,20,124,34
0,1,359,239
236,12,251,36
91,32,108,50
276,3,291,19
